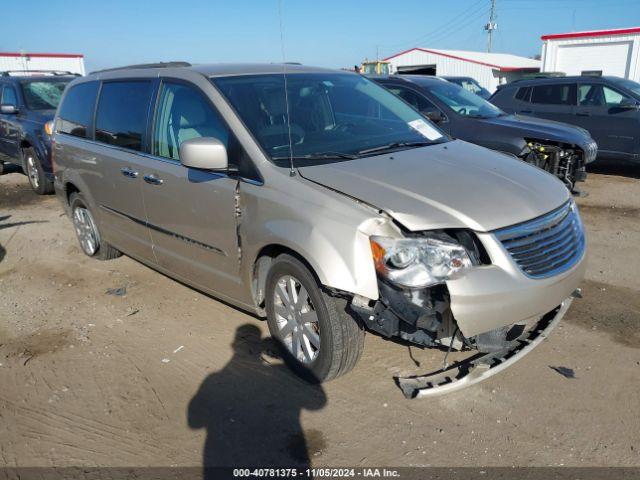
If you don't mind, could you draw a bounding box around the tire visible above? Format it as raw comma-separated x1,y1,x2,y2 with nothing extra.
23,147,53,195
265,254,365,382
69,192,121,260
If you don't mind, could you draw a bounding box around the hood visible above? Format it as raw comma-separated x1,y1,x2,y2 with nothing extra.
27,109,56,125
298,140,570,232
480,114,593,146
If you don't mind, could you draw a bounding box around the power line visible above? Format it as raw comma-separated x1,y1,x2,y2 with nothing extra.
380,0,487,53
416,7,490,50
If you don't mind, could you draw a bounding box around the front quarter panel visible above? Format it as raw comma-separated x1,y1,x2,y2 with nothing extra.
239,168,399,302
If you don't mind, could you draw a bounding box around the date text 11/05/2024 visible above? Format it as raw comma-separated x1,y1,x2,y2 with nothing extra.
232,468,401,478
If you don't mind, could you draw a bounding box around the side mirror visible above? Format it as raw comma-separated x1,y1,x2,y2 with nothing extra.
0,104,18,114
421,109,444,123
618,98,640,110
179,137,228,170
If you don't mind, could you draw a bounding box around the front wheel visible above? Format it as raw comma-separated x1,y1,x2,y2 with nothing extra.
23,147,53,195
265,254,364,382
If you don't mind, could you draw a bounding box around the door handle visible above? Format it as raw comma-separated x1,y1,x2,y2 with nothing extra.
143,174,163,185
121,167,138,178
520,110,534,114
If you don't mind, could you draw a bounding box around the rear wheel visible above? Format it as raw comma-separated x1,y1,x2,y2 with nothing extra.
69,192,121,260
23,147,53,195
265,254,364,382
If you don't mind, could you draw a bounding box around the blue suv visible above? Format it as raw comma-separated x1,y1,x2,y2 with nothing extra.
0,71,77,194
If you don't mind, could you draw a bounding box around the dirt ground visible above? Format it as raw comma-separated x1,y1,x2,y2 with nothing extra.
0,161,639,469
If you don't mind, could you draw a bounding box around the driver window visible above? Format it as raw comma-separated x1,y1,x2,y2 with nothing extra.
153,82,229,161
579,84,630,107
602,86,628,106
389,86,437,112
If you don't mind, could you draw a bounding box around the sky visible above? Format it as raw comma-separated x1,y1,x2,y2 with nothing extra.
3,0,640,72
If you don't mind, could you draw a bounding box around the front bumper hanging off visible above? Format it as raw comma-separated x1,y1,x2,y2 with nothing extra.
395,296,574,399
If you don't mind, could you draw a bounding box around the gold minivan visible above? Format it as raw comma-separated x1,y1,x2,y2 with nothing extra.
53,63,586,397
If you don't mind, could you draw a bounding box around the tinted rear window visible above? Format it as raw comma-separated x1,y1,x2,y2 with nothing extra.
531,84,576,105
515,86,531,101
95,81,153,152
57,82,99,138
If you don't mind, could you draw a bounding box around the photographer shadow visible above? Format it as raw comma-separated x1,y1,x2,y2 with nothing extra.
188,324,327,477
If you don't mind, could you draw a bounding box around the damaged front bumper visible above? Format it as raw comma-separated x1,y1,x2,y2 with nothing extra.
396,296,573,398
348,225,585,397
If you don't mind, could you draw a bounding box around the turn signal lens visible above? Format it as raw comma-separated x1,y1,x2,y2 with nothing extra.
44,120,54,136
370,239,387,273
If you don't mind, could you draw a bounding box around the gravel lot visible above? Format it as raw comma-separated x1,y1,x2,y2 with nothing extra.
0,162,639,469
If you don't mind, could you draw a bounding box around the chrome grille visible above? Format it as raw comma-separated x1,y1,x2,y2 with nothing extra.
494,201,585,279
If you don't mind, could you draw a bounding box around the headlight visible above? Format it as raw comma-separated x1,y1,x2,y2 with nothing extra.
370,235,472,288
44,120,54,136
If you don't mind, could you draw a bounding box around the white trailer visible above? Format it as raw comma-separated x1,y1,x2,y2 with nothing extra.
383,48,541,93
0,52,85,76
540,27,640,81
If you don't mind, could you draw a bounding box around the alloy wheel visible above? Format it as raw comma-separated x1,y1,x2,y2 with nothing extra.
273,275,321,363
72,207,100,256
26,155,39,189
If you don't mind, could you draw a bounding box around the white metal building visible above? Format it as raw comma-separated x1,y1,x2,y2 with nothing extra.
383,48,541,92
0,52,85,76
540,27,640,81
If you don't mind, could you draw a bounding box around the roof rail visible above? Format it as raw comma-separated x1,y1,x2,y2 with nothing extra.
504,72,567,85
522,72,566,80
0,70,81,77
90,61,192,74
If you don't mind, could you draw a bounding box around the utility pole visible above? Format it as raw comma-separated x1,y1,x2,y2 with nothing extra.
485,0,497,52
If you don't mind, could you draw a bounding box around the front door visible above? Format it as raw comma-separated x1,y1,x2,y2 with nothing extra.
141,80,241,298
575,83,639,155
0,85,21,159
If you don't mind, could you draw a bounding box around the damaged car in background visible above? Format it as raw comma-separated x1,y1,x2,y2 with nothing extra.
52,63,586,398
371,74,598,193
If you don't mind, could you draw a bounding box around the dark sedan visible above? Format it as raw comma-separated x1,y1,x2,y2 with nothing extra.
371,75,597,192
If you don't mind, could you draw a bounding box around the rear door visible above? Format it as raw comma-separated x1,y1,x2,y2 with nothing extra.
575,82,638,155
528,82,577,124
87,80,155,262
141,80,242,297
0,84,21,159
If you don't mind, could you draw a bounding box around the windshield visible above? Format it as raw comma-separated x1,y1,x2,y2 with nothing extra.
612,78,640,98
212,73,447,165
21,80,70,110
425,81,504,118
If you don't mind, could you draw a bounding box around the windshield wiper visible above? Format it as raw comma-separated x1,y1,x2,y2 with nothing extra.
272,151,361,161
356,141,434,156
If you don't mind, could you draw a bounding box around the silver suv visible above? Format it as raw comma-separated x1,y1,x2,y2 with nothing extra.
52,63,586,396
